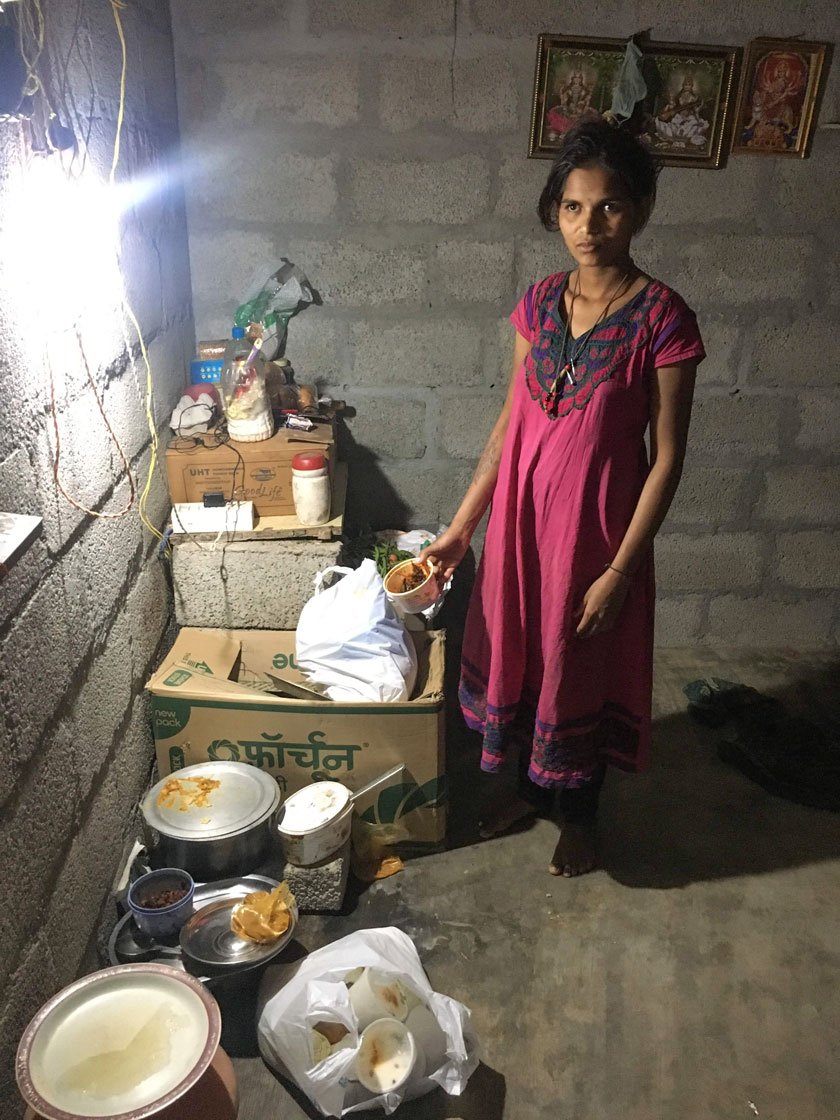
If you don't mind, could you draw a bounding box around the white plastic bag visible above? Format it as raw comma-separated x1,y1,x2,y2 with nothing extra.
296,559,418,702
257,926,479,1117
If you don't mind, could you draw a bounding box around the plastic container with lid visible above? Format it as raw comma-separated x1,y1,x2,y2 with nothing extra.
221,326,273,442
292,451,331,526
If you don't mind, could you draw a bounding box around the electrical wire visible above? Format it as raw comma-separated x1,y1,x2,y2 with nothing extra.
167,418,248,563
10,1,192,547
47,330,137,519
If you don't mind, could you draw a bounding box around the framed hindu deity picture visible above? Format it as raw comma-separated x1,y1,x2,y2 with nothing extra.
731,38,832,158
635,42,742,168
528,35,741,169
528,34,625,158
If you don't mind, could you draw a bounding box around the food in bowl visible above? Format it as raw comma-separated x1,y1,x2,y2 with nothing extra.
127,869,195,939
141,886,190,909
356,1018,417,1094
399,562,429,592
382,558,442,614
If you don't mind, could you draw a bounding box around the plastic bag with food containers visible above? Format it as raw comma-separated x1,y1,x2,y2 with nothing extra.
257,926,479,1117
296,559,418,703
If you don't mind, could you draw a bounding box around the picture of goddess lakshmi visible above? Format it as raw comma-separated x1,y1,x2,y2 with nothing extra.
545,66,599,137
737,50,809,151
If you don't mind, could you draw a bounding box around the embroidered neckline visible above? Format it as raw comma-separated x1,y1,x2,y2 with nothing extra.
524,274,672,420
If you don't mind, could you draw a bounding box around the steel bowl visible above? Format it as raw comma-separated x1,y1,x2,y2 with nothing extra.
141,761,281,881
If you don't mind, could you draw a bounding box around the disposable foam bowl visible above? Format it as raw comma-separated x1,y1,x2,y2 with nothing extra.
383,559,441,615
355,1018,417,1095
349,968,411,1031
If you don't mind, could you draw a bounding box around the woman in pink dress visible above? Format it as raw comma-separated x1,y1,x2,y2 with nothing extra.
423,120,704,877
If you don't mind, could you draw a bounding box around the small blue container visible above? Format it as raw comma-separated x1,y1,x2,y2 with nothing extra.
127,868,195,939
190,358,223,384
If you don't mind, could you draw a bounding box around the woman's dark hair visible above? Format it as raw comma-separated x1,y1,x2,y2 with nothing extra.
538,118,661,232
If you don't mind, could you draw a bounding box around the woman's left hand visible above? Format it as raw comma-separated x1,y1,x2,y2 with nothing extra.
574,569,630,637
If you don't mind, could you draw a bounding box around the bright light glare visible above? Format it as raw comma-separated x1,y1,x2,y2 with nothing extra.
5,157,124,336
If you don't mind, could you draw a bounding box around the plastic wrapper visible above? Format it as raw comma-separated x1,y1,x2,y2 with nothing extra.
234,258,315,360
257,927,479,1117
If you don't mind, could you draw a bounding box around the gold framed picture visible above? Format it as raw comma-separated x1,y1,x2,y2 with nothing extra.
528,34,625,158
731,38,833,158
528,35,742,169
635,42,742,169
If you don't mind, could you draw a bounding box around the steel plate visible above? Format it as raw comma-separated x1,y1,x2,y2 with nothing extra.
180,896,297,971
109,875,281,972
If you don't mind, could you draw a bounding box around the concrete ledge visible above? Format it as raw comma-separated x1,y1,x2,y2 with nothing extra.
282,839,351,914
172,537,342,630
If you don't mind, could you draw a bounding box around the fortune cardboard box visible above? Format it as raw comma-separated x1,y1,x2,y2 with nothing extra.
146,627,446,851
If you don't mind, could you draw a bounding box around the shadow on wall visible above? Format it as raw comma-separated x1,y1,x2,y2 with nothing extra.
442,624,840,888
334,412,412,531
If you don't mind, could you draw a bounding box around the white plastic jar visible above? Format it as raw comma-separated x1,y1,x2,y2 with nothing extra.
291,451,331,526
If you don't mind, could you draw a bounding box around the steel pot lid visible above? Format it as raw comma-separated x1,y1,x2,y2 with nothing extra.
142,761,280,842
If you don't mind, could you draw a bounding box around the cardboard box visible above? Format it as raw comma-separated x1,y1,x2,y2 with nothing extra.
165,424,335,516
146,627,447,852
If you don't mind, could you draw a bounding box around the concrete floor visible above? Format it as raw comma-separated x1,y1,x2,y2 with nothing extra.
226,647,840,1120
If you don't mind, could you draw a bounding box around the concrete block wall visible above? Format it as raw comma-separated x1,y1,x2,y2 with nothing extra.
0,1,192,1110
172,0,840,649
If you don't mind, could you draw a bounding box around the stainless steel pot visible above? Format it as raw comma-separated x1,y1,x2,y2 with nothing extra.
141,762,281,881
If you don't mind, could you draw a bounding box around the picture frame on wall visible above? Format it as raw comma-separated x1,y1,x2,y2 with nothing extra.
528,35,742,169
528,34,625,158
731,38,832,158
635,42,742,169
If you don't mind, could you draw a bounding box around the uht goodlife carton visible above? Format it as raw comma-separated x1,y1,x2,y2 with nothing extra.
146,627,446,851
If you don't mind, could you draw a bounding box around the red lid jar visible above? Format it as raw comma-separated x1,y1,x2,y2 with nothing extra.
291,452,327,472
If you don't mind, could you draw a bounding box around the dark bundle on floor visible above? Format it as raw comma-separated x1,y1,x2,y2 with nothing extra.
684,677,840,813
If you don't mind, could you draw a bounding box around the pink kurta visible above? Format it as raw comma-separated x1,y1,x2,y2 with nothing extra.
460,273,705,789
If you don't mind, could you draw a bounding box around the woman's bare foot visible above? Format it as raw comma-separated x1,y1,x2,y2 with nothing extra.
548,819,597,877
478,795,536,839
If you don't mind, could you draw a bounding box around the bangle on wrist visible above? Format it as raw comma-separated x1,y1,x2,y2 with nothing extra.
605,562,631,580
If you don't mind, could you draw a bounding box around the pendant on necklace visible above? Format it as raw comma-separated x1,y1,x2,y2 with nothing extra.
566,359,577,386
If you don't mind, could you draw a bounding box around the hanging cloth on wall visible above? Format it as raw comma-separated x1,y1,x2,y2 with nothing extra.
608,38,647,122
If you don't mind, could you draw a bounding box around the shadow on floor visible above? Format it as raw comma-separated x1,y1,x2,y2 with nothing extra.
238,1057,505,1120
442,631,840,890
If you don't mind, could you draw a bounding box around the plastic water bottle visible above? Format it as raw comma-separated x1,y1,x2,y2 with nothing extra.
221,327,273,442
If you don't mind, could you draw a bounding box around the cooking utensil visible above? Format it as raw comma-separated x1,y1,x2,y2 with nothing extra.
141,762,281,880
109,875,282,979
16,963,221,1120
276,781,353,866
180,896,297,974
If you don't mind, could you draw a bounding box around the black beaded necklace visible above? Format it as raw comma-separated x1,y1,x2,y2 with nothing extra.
546,269,634,401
